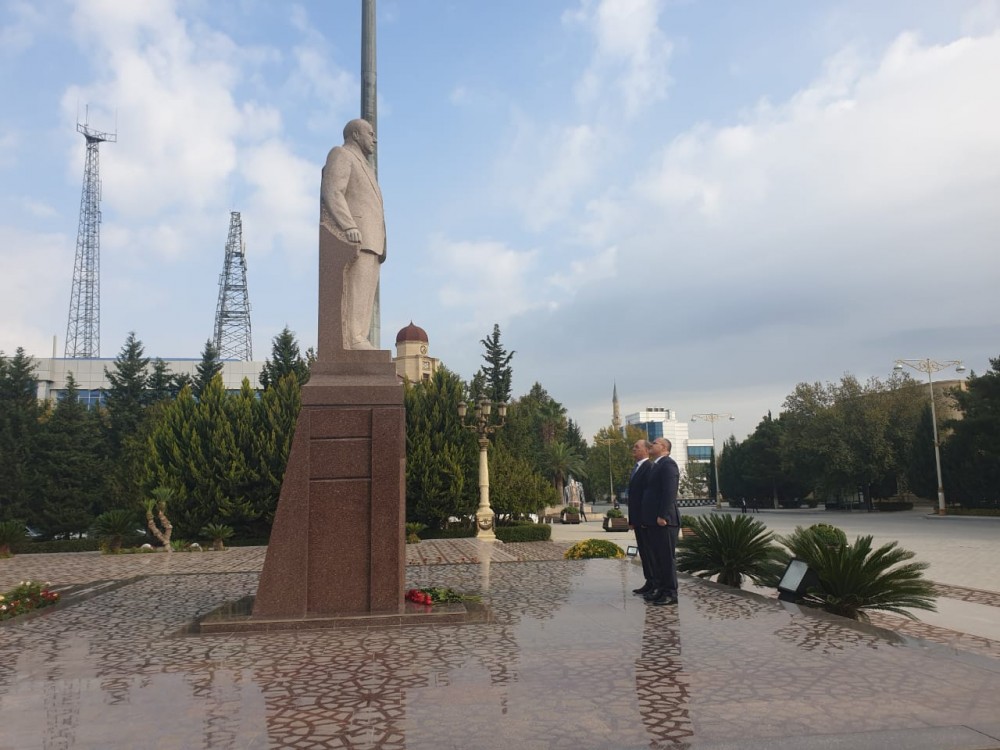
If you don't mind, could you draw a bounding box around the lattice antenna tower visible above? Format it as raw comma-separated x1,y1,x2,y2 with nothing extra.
65,117,116,358
213,211,253,361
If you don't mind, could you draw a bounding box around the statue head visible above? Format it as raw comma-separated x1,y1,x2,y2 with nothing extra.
344,118,376,156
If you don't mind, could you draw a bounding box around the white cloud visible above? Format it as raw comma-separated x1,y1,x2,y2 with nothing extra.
0,0,47,58
430,237,542,329
0,131,18,168
0,226,69,354
239,138,316,271
564,0,673,119
546,245,618,294
511,25,1000,442
287,5,357,134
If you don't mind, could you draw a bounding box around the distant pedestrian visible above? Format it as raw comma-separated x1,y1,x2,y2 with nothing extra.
740,498,747,514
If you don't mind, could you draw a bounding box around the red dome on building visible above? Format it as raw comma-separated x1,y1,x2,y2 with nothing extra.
395,321,428,345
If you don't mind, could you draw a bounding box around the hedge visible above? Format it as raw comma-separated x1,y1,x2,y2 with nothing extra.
494,524,551,543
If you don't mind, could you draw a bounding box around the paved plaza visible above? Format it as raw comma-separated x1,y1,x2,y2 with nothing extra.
1,510,999,749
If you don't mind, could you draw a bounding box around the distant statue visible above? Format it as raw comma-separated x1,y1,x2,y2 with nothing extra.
320,118,386,350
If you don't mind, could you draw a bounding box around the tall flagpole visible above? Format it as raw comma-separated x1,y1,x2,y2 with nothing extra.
361,0,380,347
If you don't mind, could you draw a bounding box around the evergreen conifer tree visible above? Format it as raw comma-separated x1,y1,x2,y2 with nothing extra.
31,373,109,536
404,368,477,527
103,332,150,452
477,324,514,404
260,326,311,389
0,348,41,521
193,339,224,399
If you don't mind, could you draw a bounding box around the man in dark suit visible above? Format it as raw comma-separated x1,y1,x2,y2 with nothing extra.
626,439,654,595
643,437,681,606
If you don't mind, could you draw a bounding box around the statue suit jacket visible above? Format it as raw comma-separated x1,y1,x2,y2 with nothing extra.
626,459,651,527
320,145,386,261
644,456,680,527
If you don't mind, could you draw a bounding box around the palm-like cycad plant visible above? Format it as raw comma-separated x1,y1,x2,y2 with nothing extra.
92,509,139,553
777,529,936,622
676,514,786,588
0,519,25,558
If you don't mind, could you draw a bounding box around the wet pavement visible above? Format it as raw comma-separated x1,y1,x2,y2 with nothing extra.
2,542,1000,749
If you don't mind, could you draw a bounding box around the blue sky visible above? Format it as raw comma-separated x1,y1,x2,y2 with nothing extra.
2,0,998,445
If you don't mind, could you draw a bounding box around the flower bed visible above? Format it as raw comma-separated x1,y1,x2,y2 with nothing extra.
0,580,60,621
405,587,479,606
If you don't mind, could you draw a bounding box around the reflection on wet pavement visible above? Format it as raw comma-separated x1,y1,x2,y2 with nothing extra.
2,547,1000,749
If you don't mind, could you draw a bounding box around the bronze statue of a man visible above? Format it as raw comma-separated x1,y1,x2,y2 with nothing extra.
320,118,385,350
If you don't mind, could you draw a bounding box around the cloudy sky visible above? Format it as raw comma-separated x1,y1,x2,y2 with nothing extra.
2,0,998,444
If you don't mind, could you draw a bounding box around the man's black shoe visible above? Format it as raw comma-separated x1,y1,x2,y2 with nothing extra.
649,594,678,606
632,583,653,595
642,589,663,602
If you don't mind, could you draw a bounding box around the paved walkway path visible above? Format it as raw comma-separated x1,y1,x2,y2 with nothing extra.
2,522,999,749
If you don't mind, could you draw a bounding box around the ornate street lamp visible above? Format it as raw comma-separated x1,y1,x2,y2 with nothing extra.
458,397,507,541
691,413,735,509
893,358,965,515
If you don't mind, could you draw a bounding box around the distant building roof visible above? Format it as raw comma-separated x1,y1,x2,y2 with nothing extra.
395,321,428,344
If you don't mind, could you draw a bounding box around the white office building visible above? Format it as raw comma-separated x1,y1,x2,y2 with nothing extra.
625,407,715,504
32,357,266,406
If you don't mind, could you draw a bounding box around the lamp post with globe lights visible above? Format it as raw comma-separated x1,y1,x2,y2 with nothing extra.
458,398,507,541
691,413,735,509
893,358,965,515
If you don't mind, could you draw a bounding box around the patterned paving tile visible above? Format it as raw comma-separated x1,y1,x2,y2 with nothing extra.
3,541,1000,749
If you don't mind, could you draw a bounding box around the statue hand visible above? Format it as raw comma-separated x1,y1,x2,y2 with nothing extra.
346,228,362,243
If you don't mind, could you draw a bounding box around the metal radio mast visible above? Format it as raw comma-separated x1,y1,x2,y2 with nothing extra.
213,211,253,361
65,118,116,358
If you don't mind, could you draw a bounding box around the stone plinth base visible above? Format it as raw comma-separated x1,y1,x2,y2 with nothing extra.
201,596,492,634
253,360,405,619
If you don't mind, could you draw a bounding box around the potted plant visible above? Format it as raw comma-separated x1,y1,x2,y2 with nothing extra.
560,506,581,524
602,508,629,531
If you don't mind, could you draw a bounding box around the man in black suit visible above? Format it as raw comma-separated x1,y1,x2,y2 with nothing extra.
643,437,681,606
626,439,654,595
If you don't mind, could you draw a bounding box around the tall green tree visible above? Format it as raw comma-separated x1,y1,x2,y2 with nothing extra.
943,356,1000,506
489,441,558,519
31,373,109,536
254,373,302,529
404,368,477,527
0,348,41,521
193,339,224,399
543,441,587,498
260,326,311,389
146,358,176,403
586,425,643,503
905,404,938,499
145,375,258,536
478,323,514,404
103,332,150,453
499,382,567,476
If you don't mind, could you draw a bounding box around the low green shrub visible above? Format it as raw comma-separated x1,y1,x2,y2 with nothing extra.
495,524,551,542
946,507,1000,516
605,508,624,518
564,538,624,559
872,501,914,512
12,538,103,554
227,537,271,547
405,522,427,544
807,523,848,548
